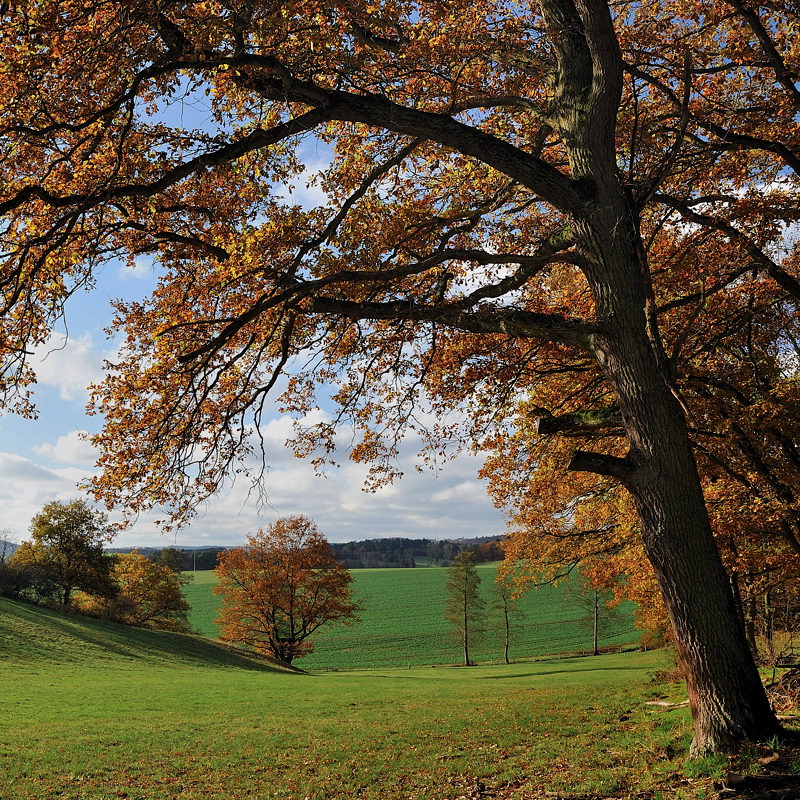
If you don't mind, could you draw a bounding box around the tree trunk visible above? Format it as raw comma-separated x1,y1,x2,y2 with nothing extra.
582,222,781,753
463,587,470,666
504,605,511,665
534,0,781,754
593,591,599,656
764,591,774,655
730,573,746,642
634,469,780,755
732,573,758,657
746,590,758,657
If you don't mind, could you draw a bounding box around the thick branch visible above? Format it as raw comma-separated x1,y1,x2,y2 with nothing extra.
235,58,593,215
567,449,633,480
174,243,579,363
574,0,624,141
657,265,753,314
310,297,597,347
536,407,623,436
4,52,593,225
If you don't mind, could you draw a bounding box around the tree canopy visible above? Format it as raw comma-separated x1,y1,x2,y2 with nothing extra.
76,551,191,630
13,499,115,607
1,0,798,752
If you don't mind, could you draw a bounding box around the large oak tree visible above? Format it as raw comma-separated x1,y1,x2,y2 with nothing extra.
1,0,798,752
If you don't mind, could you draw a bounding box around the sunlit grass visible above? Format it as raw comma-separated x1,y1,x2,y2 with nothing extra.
0,596,719,799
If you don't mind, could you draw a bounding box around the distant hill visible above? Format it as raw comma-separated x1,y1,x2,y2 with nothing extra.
329,536,505,568
106,545,226,571
107,535,505,571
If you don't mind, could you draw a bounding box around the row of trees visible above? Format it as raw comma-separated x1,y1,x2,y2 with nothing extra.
103,536,505,573
444,551,618,666
7,501,793,670
3,505,610,667
213,516,617,667
1,500,190,631
329,536,505,568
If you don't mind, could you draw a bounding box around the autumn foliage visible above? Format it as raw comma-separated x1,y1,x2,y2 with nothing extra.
214,517,360,664
76,551,191,631
10,499,115,607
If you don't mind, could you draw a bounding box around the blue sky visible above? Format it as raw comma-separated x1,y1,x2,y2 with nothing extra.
0,222,508,549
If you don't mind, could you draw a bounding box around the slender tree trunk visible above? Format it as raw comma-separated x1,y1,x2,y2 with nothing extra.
746,595,758,657
504,604,511,665
463,586,470,666
764,591,774,655
730,572,745,639
593,591,599,656
731,572,758,656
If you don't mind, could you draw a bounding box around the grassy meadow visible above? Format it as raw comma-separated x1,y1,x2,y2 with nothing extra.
1,596,719,800
184,564,640,670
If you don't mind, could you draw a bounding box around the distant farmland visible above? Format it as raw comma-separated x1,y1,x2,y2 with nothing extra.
184,564,640,670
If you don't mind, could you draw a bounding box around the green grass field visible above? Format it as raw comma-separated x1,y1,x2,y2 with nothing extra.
183,565,640,670
1,596,717,799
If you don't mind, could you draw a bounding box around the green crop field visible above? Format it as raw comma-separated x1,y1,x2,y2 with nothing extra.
1,596,722,799
183,564,640,670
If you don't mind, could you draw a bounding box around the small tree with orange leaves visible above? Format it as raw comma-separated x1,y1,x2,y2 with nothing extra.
214,516,360,665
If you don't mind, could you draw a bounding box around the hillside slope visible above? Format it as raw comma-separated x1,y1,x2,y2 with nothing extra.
0,596,291,672
1,594,692,800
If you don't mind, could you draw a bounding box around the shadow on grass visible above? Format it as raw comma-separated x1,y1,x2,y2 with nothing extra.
0,598,294,674
477,659,651,680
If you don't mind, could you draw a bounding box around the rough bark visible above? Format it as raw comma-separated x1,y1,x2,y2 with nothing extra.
583,244,780,752
575,205,780,753
540,0,782,753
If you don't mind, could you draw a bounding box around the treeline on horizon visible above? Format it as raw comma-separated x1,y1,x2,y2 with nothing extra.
105,536,506,571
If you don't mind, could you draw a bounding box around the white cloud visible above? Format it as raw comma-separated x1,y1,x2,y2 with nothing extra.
117,255,154,281
9,331,507,549
29,333,105,402
0,452,95,537
274,153,332,210
0,418,506,548
33,431,98,466
200,430,503,544
431,481,482,503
